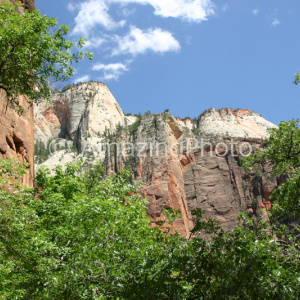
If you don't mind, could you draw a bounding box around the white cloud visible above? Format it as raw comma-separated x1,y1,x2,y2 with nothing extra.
83,37,107,49
70,0,214,36
70,0,126,37
112,26,181,56
272,18,280,27
74,75,90,83
93,63,128,81
252,9,259,16
109,0,214,22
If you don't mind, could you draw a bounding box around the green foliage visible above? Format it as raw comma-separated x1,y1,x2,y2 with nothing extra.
124,156,136,173
101,124,125,142
271,169,300,219
128,114,142,135
34,139,50,164
192,124,198,134
61,84,72,93
294,73,300,85
134,112,142,117
242,119,300,218
2,116,300,300
0,2,93,112
128,119,141,135
152,114,158,127
0,158,28,188
0,161,184,298
182,212,300,299
242,119,300,175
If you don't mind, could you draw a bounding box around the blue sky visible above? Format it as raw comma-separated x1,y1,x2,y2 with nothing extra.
36,0,300,124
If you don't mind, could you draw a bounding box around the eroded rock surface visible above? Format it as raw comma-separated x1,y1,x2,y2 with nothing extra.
0,92,34,186
35,82,278,236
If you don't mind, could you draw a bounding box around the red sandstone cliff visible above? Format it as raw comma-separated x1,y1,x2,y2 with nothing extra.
0,92,34,187
0,0,35,187
34,83,279,236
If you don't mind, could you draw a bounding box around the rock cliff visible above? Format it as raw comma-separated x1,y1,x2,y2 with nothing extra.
0,0,35,187
0,91,34,187
0,0,35,11
35,82,278,236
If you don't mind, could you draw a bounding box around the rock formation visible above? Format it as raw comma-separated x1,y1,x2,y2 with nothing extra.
35,82,278,236
0,0,35,11
0,0,35,187
198,107,276,139
0,92,34,187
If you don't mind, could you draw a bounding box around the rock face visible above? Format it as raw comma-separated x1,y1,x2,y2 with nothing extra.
35,82,278,236
0,92,34,187
198,108,276,139
104,113,277,237
0,0,35,11
35,81,136,142
0,0,35,187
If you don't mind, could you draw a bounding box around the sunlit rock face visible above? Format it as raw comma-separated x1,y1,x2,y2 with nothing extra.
0,92,35,187
104,112,278,237
198,107,277,139
35,82,278,236
34,81,134,145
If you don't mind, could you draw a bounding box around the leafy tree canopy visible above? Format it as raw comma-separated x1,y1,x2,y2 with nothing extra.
0,161,184,299
0,2,93,112
1,157,300,299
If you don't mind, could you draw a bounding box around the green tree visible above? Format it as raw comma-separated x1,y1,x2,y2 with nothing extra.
61,84,72,93
0,2,93,112
173,119,300,299
2,119,300,299
242,119,300,219
0,160,184,298
178,210,300,299
1,157,300,299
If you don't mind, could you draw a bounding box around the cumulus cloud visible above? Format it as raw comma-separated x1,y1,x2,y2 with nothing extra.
74,75,90,83
83,36,107,49
272,18,280,27
109,0,214,22
92,63,128,80
252,9,259,16
69,0,213,82
70,0,214,37
112,26,181,56
70,0,125,37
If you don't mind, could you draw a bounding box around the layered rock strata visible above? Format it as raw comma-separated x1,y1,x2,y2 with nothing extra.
35,82,278,236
